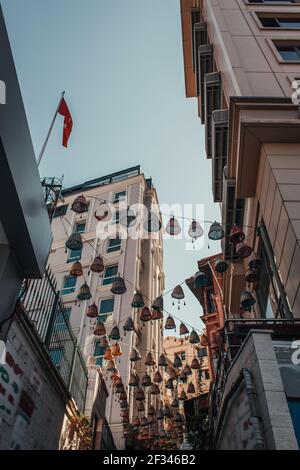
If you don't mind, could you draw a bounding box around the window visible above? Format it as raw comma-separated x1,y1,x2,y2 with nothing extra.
107,237,121,253
114,191,126,203
74,222,86,234
53,308,71,333
61,276,77,295
94,343,107,367
260,17,300,29
112,211,120,224
198,348,208,358
206,289,216,314
103,265,118,286
99,298,114,322
53,205,68,219
67,247,83,263
201,370,210,381
277,44,300,61
49,347,64,368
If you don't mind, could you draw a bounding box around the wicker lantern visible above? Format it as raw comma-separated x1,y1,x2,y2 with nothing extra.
188,220,203,240
111,342,122,357
166,216,181,236
194,271,209,288
208,221,225,241
137,401,145,413
150,383,160,395
153,370,163,383
90,255,104,273
71,195,88,214
178,390,187,401
131,291,145,309
94,321,106,336
152,310,163,320
179,323,189,336
183,364,192,376
215,259,229,274
166,379,174,391
141,373,152,388
245,269,258,283
129,372,139,387
69,261,83,277
145,352,156,366
111,275,127,295
229,225,245,244
152,296,163,312
187,382,195,394
165,316,176,330
130,347,141,362
173,355,182,368
86,303,98,318
135,388,145,401
123,317,135,333
191,357,200,370
108,325,120,341
189,329,200,344
178,371,187,383
249,253,262,271
236,242,253,258
140,306,152,324
158,354,168,367
77,283,92,301
240,291,256,312
65,233,83,251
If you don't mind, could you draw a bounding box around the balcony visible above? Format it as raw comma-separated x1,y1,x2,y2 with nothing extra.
20,266,88,412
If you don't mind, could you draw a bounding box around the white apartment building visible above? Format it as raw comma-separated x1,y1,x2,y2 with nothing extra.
49,166,164,449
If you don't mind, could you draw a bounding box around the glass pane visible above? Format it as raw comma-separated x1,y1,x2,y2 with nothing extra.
68,248,82,262
100,299,114,314
277,46,300,61
74,223,86,234
108,238,121,253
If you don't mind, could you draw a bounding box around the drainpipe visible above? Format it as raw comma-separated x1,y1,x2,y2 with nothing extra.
258,224,293,320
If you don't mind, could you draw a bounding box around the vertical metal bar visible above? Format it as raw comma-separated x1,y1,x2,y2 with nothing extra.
44,294,59,349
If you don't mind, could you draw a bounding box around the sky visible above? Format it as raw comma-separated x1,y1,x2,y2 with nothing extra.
2,0,221,332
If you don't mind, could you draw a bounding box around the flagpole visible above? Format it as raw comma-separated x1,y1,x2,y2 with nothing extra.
37,91,65,168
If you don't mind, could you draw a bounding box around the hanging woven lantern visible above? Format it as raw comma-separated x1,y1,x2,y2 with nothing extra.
249,252,262,271
77,283,92,301
71,195,88,214
152,296,163,312
169,368,177,381
245,269,258,283
137,401,145,413
166,216,181,236
148,405,156,416
229,225,245,244
111,275,127,295
236,242,253,259
215,259,229,274
153,370,163,383
187,382,196,394
179,323,189,336
188,220,204,240
131,291,145,309
191,357,200,370
123,317,135,333
94,321,106,336
135,388,145,401
111,342,122,357
140,416,149,427
140,306,152,324
98,335,108,348
171,398,179,409
150,383,160,395
148,415,155,425
108,325,120,341
194,271,209,288
120,400,129,409
178,390,187,401
119,392,127,401
183,364,192,376
106,359,116,371
152,309,163,320
178,371,187,383
141,373,152,388
171,285,185,300
208,221,225,241
166,379,174,390
90,255,104,274
200,334,209,347
87,303,98,318
189,329,200,344
240,290,256,312
174,412,183,423
65,233,83,251
129,372,139,387
144,212,162,233
165,316,176,330
133,417,141,428
164,406,172,418
156,408,164,420
69,261,83,277
145,352,156,366
158,354,168,367
130,347,141,362
173,355,182,368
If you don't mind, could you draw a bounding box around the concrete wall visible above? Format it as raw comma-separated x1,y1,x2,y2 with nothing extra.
216,331,298,450
0,319,67,450
203,0,300,103
256,143,300,318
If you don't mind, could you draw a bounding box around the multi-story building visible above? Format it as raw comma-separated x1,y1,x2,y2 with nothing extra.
180,0,300,450
49,166,164,449
163,336,210,398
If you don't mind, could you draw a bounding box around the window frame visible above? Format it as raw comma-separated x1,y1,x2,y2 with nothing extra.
107,237,122,253
61,276,77,296
94,342,108,367
67,247,83,263
103,265,118,286
113,190,127,204
98,298,115,322
73,221,86,234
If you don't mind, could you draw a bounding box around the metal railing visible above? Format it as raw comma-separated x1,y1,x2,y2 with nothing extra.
20,266,88,412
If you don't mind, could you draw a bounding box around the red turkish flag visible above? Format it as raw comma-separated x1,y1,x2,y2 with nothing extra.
58,98,73,147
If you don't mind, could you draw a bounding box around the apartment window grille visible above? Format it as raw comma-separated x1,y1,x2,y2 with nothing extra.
53,308,72,332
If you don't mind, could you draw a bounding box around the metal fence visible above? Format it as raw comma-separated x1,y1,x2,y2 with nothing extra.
21,266,88,412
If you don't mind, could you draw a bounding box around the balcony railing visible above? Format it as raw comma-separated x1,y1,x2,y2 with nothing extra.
20,266,88,412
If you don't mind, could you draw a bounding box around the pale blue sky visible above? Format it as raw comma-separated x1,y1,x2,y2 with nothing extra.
2,0,221,331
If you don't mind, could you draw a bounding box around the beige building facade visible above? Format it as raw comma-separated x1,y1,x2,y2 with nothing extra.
49,167,164,449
